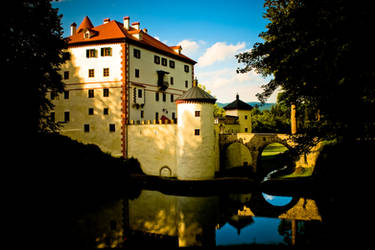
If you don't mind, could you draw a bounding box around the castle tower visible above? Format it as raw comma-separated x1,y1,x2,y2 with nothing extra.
223,94,253,133
175,80,217,180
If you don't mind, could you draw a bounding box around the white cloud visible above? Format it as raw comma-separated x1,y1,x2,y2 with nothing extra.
197,68,278,103
178,40,199,57
197,42,246,67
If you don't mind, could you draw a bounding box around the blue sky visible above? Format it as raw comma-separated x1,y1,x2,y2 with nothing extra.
53,0,278,103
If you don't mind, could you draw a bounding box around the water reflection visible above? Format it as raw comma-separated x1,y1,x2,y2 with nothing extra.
69,189,323,248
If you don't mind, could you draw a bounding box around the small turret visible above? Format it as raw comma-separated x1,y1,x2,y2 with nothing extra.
175,80,217,180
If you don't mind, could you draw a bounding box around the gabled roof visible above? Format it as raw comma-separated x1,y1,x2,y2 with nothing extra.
67,16,196,64
176,81,216,104
223,94,253,110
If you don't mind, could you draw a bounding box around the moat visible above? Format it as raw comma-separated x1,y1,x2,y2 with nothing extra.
66,188,325,248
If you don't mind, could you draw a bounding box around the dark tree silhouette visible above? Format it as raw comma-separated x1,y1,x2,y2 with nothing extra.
3,0,68,134
236,0,375,146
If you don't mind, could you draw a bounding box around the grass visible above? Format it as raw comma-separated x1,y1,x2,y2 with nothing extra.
261,143,289,156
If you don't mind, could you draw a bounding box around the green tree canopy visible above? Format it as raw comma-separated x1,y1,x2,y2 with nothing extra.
3,0,68,134
236,0,375,144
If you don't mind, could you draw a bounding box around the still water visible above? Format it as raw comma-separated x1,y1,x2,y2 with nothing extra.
69,189,324,248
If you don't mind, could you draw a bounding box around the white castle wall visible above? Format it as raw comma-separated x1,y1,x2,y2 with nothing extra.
176,103,217,180
128,123,177,176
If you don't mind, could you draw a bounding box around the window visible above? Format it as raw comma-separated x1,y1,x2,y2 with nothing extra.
154,55,160,64
101,47,112,56
135,69,139,78
169,60,175,68
103,68,109,77
88,108,94,115
161,58,167,66
155,112,159,121
170,94,174,102
170,77,174,85
84,124,90,132
195,111,200,117
103,88,109,97
245,128,248,132
162,92,166,102
64,111,70,122
141,110,144,118
185,80,188,88
86,49,97,58
103,108,109,115
155,92,159,101
64,91,69,99
172,112,176,121
133,48,141,59
138,89,142,98
88,69,95,78
184,65,189,72
244,115,248,120
194,129,200,136
109,124,116,132
88,89,94,98
63,71,69,80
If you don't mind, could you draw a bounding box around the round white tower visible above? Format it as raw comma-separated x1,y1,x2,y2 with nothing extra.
175,80,217,180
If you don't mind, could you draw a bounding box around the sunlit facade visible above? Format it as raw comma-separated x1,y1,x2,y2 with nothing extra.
51,16,196,157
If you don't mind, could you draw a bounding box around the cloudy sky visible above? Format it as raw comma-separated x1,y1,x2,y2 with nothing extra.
53,0,278,103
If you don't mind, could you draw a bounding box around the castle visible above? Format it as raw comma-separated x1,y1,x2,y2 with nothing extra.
51,16,252,180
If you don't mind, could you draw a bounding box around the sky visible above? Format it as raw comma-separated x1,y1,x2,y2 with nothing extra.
52,0,278,103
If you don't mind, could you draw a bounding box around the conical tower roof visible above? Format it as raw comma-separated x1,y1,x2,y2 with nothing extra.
77,16,94,33
223,94,253,110
176,80,216,104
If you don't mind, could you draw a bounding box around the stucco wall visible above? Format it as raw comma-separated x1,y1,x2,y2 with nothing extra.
128,43,193,122
176,103,216,180
224,110,252,133
128,123,177,176
53,43,124,156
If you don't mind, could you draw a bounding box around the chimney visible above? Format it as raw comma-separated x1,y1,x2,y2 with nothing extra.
123,16,130,29
132,21,140,30
142,28,148,33
70,22,77,36
103,18,110,24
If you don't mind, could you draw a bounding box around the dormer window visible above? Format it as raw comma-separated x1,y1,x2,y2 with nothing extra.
83,28,97,39
84,30,90,39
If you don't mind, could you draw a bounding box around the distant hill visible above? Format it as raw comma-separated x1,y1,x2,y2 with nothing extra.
217,102,275,111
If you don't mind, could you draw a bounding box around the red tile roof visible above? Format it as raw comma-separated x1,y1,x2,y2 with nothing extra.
77,16,94,33
67,16,196,64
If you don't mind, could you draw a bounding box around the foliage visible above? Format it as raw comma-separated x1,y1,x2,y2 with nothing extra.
236,0,375,149
3,0,69,134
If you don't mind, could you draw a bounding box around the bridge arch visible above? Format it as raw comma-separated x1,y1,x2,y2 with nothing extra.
222,141,254,172
219,133,295,173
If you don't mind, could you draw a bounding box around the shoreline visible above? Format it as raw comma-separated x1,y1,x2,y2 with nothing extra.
129,173,317,197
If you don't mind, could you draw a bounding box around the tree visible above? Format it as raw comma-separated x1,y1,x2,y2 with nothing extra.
236,0,375,148
3,0,68,134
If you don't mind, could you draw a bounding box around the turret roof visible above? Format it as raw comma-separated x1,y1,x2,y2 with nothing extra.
176,82,216,104
223,94,253,110
77,16,94,33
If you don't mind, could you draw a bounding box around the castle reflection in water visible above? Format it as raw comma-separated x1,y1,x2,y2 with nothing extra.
70,189,322,248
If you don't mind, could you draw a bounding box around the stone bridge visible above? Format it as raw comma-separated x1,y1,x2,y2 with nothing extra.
219,133,301,172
